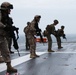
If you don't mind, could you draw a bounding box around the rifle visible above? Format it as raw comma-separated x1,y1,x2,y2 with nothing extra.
8,18,20,56
5,26,20,56
10,26,20,56
1,10,20,56
63,34,67,41
55,30,67,41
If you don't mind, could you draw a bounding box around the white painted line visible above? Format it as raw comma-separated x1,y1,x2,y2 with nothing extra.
1,51,76,72
55,51,76,53
13,51,76,54
0,52,46,72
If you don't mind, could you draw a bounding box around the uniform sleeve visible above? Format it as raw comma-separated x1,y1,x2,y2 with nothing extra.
30,21,36,35
30,21,36,31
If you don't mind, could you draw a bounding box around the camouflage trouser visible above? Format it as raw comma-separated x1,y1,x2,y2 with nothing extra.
28,35,36,54
0,37,11,63
56,36,61,48
6,36,12,51
0,51,4,62
25,35,30,50
43,30,52,50
46,34,52,50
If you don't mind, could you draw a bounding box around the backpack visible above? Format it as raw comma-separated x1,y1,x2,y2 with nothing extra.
23,26,29,34
46,25,52,33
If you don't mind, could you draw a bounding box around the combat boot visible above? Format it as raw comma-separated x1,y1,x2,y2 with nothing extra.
48,50,55,52
30,53,39,58
35,54,40,57
58,47,63,49
30,54,36,58
6,62,17,73
9,49,14,54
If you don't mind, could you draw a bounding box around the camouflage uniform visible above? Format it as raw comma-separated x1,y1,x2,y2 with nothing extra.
0,11,11,63
25,35,30,50
6,37,13,52
23,22,30,50
0,7,4,63
43,20,59,52
55,34,62,49
30,15,41,58
24,21,37,58
24,15,41,58
55,26,65,49
0,2,17,73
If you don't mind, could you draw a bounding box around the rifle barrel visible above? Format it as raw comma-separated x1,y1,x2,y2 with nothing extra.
17,49,20,56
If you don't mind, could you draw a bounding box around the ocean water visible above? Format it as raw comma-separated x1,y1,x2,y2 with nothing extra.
18,34,76,44
12,34,76,51
51,34,76,43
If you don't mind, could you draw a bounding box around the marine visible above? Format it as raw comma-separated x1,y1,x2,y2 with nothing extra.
24,15,41,58
43,20,59,52
0,2,17,73
30,15,42,58
23,22,30,50
55,25,66,49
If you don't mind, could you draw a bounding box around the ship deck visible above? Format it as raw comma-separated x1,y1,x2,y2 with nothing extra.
0,42,76,75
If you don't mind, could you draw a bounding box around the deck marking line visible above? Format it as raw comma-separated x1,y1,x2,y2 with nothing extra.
0,52,46,72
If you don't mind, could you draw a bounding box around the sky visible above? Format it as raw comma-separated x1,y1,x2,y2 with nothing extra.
0,0,76,35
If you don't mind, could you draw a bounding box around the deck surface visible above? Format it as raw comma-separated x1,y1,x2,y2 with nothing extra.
0,43,76,75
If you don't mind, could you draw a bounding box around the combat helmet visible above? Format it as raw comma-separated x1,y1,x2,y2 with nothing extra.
61,25,65,29
27,22,31,25
1,2,13,10
54,19,59,24
34,15,41,19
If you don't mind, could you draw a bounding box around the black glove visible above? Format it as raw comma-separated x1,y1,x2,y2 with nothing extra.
12,26,19,31
63,34,66,39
